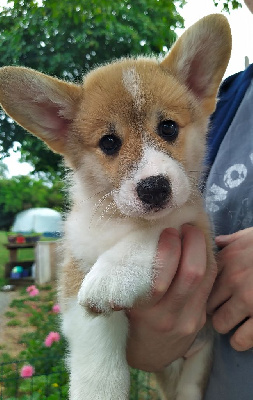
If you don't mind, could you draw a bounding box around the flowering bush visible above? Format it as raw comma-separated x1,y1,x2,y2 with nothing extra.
26,285,36,293
0,284,69,398
52,304,60,313
0,284,157,399
26,285,40,297
44,331,61,347
20,364,35,378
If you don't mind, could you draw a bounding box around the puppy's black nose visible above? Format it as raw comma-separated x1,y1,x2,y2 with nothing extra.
136,175,171,208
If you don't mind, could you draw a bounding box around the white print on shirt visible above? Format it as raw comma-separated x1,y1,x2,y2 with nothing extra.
224,164,247,188
206,184,227,212
206,153,253,213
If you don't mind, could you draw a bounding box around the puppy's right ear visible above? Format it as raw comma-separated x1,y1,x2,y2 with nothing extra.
0,66,82,154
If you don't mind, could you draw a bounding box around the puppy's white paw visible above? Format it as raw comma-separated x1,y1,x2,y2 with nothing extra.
78,259,151,313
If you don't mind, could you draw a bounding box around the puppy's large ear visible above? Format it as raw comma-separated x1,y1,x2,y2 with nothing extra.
161,14,232,114
0,67,82,154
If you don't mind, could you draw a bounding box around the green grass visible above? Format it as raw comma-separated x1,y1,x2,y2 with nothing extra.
0,231,35,286
4,311,17,318
0,231,9,268
0,231,8,286
6,319,22,327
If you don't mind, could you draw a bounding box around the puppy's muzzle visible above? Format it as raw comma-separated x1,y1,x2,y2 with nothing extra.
136,175,171,209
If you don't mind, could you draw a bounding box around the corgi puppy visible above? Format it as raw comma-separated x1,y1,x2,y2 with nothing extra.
0,14,231,400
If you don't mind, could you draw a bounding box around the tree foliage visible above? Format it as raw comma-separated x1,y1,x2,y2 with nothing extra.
0,175,65,229
0,0,185,175
213,0,242,12
0,160,8,178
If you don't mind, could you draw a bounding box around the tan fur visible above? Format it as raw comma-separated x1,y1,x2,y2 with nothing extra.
58,257,84,306
0,67,81,155
165,14,232,115
65,58,201,187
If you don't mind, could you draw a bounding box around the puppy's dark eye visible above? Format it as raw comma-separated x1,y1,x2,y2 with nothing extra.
99,134,122,155
157,120,179,142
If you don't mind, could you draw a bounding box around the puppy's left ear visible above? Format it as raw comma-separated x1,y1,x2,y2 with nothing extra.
161,14,232,114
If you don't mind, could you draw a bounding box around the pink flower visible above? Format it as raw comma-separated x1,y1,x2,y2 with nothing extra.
52,304,60,313
26,285,39,296
44,331,61,347
29,288,39,297
20,365,35,378
26,285,36,293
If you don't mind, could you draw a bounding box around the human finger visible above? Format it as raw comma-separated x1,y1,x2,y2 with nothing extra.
207,271,231,314
212,297,248,334
160,224,207,311
149,228,181,306
230,318,253,351
215,227,253,248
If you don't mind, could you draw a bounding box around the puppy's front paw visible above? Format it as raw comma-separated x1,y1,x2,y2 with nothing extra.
78,272,134,314
78,260,150,314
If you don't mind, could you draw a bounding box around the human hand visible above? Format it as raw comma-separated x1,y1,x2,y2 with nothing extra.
126,224,217,372
207,227,253,351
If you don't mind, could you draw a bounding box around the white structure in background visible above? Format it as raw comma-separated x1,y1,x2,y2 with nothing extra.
11,207,63,285
12,207,63,234
36,241,61,285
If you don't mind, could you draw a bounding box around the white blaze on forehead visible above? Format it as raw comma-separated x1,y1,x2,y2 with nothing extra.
122,67,144,110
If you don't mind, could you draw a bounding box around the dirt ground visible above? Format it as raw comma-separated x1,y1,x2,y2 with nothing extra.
0,289,36,358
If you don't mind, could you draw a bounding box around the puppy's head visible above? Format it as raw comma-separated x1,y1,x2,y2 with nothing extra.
0,14,231,220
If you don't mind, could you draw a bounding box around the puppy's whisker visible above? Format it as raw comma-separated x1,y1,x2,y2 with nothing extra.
92,201,118,232
92,191,114,214
89,191,114,229
80,189,109,204
97,202,118,229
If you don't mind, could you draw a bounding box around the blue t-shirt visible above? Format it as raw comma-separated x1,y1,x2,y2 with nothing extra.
206,79,253,235
204,65,253,399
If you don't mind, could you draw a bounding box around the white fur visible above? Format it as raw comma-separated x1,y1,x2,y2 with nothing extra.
63,147,202,399
122,67,144,110
62,300,129,400
62,191,205,399
113,146,191,219
176,341,213,400
60,91,210,400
